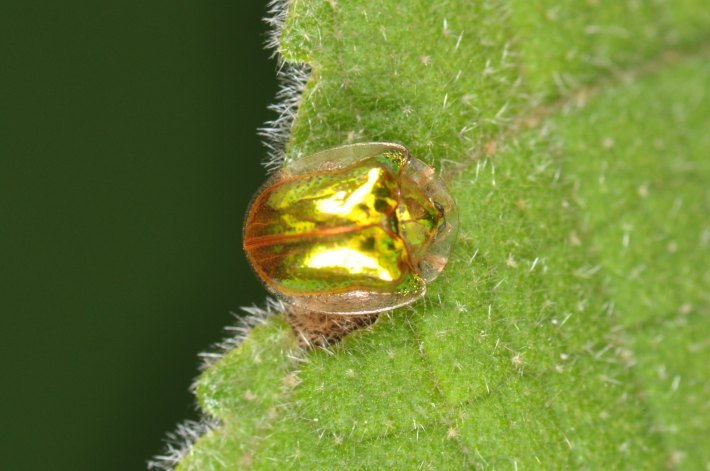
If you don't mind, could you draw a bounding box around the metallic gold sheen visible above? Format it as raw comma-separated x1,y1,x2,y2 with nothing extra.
243,143,458,315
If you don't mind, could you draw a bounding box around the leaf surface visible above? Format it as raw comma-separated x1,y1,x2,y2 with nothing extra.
168,1,710,469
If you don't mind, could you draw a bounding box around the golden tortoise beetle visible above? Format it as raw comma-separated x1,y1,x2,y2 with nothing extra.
243,142,458,317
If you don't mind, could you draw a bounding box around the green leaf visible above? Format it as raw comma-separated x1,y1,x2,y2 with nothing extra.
156,1,710,469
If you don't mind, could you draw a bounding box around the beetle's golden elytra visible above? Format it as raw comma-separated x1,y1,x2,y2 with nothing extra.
243,143,458,315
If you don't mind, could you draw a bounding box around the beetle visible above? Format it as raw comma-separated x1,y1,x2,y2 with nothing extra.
243,142,458,315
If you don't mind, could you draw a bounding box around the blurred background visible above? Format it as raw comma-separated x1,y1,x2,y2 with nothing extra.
0,2,277,469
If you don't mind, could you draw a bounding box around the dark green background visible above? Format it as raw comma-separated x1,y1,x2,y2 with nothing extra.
1,2,277,469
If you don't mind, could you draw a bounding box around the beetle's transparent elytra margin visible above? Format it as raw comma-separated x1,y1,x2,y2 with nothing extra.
243,142,458,315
